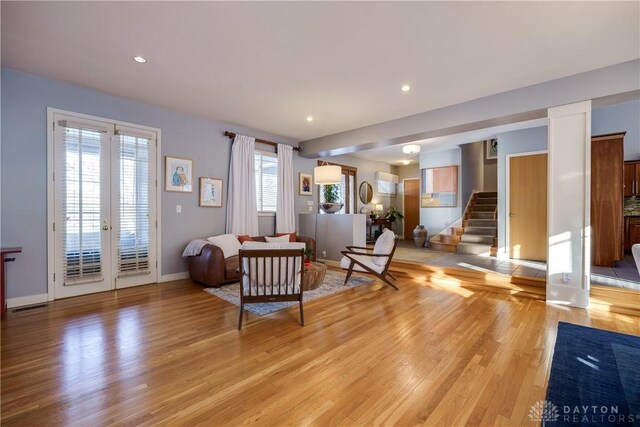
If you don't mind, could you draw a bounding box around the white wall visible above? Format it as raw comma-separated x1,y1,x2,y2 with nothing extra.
496,126,548,255
419,148,462,236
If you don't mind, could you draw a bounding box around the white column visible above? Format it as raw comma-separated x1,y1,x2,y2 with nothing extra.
547,101,591,308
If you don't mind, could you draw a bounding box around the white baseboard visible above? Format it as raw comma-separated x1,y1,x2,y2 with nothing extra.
7,293,49,309
159,272,190,282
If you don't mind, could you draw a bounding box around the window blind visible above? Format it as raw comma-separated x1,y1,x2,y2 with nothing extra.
117,132,151,277
61,125,104,285
255,151,278,212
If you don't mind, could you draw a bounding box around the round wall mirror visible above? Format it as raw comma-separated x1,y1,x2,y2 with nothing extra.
359,181,373,204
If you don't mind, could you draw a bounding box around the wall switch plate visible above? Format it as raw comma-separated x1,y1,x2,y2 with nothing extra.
176,205,182,213
561,272,571,284
321,250,327,258
308,206,313,212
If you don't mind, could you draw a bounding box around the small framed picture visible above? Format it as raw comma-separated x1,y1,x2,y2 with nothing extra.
165,156,193,192
486,138,498,160
299,173,312,196
199,177,223,207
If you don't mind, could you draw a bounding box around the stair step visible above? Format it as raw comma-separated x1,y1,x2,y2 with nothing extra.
430,240,458,253
450,226,464,236
463,226,497,236
473,198,497,205
470,212,494,220
476,192,498,198
460,234,494,244
472,205,496,212
457,242,492,255
439,234,461,244
466,219,497,227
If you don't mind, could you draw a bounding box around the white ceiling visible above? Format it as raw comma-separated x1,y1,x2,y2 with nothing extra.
2,2,638,141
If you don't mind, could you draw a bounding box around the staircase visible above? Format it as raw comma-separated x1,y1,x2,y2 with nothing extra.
457,192,497,255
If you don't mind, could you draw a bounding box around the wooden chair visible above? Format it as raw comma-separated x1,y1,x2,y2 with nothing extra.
340,229,399,290
238,246,305,329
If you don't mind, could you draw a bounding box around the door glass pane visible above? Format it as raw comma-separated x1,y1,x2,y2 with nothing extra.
118,134,150,276
63,127,103,284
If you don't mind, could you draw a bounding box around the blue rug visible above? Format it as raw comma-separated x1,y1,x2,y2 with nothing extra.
543,322,640,426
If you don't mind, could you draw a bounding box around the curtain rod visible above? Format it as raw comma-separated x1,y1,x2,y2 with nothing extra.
223,131,301,152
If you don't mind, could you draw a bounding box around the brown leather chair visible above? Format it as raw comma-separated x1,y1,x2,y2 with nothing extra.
187,235,316,287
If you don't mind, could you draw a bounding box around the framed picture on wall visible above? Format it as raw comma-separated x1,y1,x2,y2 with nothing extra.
199,177,223,207
165,156,193,192
486,138,498,160
299,173,312,196
421,165,458,208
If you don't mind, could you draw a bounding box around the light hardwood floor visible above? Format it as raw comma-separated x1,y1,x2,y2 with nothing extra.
2,271,638,426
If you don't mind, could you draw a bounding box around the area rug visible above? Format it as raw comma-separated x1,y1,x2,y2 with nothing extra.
544,322,640,426
204,270,373,316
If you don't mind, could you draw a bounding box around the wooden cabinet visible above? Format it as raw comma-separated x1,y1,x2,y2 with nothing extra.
624,217,640,251
591,133,625,267
624,161,640,196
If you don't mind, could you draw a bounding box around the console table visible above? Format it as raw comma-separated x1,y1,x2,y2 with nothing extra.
1,247,22,319
367,218,392,243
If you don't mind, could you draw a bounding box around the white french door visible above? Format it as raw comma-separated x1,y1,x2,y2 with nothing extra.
51,111,158,299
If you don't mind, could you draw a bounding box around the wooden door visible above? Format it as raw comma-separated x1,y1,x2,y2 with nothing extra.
509,154,547,261
403,179,420,240
592,135,624,266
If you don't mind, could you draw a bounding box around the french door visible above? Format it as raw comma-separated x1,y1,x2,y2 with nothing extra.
51,111,158,299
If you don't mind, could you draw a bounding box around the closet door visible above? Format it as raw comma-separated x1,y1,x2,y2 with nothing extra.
53,116,113,298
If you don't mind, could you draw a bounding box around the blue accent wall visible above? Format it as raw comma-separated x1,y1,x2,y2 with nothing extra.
1,68,297,299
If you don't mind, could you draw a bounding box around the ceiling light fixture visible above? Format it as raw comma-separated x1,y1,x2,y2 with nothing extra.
314,162,341,185
401,84,410,92
402,144,420,155
133,56,147,63
306,116,314,122
402,160,410,165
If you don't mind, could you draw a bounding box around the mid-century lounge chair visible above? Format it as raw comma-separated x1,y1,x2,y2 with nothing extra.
238,242,305,329
340,228,399,290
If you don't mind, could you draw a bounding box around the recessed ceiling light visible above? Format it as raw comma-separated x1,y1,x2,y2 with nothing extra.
402,160,410,165
401,84,410,92
133,56,147,63
306,116,314,122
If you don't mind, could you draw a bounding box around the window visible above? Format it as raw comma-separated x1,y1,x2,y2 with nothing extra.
317,161,357,214
255,151,278,212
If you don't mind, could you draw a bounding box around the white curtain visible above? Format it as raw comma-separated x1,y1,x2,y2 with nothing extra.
276,143,296,233
226,134,259,236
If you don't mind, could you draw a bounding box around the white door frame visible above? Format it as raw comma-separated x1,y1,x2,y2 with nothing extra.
504,149,548,259
47,108,162,301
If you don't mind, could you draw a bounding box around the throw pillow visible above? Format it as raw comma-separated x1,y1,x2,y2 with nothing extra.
207,234,242,259
265,235,291,243
237,235,254,244
373,229,396,266
276,232,297,242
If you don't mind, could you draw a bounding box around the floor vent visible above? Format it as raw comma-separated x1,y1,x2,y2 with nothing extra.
12,303,48,312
